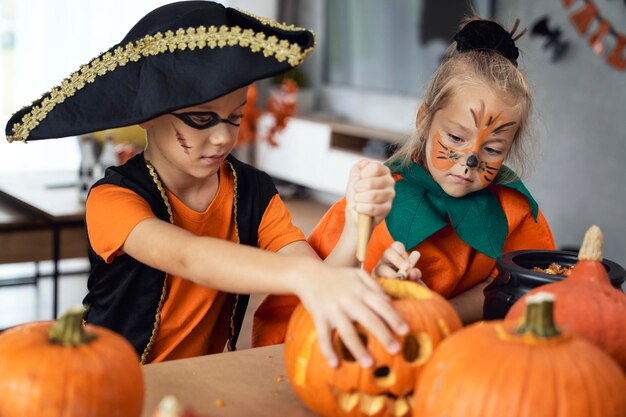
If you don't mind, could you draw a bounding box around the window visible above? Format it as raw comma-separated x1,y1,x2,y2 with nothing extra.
324,0,483,95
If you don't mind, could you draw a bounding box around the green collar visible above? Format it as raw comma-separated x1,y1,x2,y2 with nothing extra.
386,162,538,259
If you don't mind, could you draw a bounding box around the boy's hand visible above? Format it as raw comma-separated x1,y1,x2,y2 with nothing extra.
345,160,395,227
374,242,424,284
294,262,409,368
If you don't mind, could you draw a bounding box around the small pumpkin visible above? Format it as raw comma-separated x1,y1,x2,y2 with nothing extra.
412,292,626,417
284,277,462,417
506,225,626,370
150,395,209,417
0,306,144,417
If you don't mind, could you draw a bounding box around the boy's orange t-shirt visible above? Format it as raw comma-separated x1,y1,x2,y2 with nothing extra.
86,162,305,362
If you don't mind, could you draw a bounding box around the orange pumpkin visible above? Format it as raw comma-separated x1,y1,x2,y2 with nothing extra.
413,292,626,417
0,306,144,417
506,225,626,370
284,278,462,417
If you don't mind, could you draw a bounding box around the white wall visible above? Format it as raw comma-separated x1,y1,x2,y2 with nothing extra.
3,0,624,269
499,0,626,267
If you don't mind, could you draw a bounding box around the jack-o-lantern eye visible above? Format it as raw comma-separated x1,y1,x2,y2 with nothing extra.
336,333,368,362
402,335,420,362
402,333,433,365
373,365,397,388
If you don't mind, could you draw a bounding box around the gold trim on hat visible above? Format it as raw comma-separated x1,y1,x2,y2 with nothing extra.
236,8,311,33
7,25,314,143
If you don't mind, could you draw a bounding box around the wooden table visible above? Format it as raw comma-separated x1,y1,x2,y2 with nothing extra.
0,171,85,223
142,345,316,417
0,171,86,318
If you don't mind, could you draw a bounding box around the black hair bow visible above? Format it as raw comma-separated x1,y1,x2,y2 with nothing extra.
454,20,519,66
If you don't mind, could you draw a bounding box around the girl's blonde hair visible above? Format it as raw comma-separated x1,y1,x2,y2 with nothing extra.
388,17,535,180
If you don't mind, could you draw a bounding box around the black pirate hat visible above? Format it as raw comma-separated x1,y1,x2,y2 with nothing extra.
5,1,314,142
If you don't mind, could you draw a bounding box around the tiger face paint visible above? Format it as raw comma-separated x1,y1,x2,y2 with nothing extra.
424,85,520,197
430,106,514,186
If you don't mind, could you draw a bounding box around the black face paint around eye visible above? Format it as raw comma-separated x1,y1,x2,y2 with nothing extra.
170,111,241,130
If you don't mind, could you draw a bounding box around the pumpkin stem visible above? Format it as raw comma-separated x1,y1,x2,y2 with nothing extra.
48,305,97,346
578,225,603,262
515,292,560,338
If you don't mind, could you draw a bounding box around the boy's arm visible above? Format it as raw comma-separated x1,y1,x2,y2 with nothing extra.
123,218,407,368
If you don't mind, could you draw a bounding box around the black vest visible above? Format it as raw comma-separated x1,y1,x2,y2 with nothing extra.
83,153,277,361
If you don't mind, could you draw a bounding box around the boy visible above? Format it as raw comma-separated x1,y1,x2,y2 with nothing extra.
5,1,406,366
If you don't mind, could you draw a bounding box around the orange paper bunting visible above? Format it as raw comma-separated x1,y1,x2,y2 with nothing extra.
236,80,300,148
562,0,626,71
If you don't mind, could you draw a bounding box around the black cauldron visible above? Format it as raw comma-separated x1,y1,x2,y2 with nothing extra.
483,250,626,320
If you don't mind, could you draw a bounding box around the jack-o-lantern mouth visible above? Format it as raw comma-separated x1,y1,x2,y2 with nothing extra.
332,388,412,416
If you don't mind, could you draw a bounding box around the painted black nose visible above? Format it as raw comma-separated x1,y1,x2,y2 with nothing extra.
466,154,478,168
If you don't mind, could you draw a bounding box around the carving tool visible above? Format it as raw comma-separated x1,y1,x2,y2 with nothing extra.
356,213,373,270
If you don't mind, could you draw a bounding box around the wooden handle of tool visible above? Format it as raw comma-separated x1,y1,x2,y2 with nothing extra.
356,213,373,264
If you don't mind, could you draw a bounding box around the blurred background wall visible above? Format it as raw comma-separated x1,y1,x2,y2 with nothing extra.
296,0,626,266
1,0,624,266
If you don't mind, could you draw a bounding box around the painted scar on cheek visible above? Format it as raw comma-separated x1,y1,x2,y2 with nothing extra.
174,127,191,155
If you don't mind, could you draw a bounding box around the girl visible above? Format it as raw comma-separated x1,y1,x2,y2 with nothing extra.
4,1,406,367
309,18,554,323
304,18,556,325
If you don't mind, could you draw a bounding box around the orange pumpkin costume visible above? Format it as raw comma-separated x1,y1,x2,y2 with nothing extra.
252,179,555,347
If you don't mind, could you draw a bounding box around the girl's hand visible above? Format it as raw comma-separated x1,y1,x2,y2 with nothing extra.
345,160,395,227
293,262,409,368
374,242,424,284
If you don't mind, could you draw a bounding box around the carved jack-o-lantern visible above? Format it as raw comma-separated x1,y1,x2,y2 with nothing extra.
284,278,462,417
